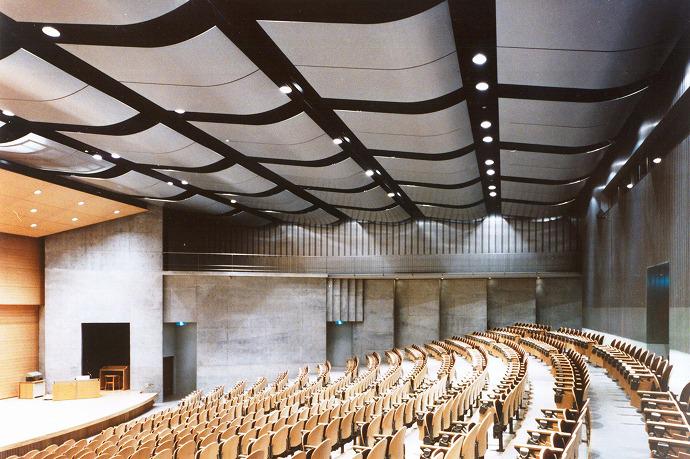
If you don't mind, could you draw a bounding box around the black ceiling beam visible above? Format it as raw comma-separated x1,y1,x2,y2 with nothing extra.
502,175,589,186
497,80,649,103
323,88,465,114
204,0,424,220
0,14,347,223
499,141,611,155
448,0,500,215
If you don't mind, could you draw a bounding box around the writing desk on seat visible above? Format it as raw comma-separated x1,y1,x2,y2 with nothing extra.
99,366,129,390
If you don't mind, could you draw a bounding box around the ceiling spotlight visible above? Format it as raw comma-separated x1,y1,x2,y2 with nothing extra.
365,169,374,177
294,83,303,92
333,138,343,145
486,168,495,176
279,85,292,94
626,182,633,189
174,108,185,114
167,181,173,186
475,82,489,91
71,217,79,222
181,180,189,185
33,189,42,195
653,157,662,164
2,109,14,116
30,208,37,213
488,185,496,190
482,136,493,143
111,153,120,159
77,201,84,206
387,192,395,198
42,26,60,37
230,199,237,204
480,121,491,129
489,191,497,197
30,223,38,228
472,53,487,65
92,154,103,160
376,170,381,175
113,210,121,214
485,159,494,166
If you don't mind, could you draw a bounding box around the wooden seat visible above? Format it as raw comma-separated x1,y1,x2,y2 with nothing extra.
104,374,120,391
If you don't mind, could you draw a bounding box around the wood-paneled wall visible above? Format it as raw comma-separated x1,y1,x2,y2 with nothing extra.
0,305,39,399
0,233,42,305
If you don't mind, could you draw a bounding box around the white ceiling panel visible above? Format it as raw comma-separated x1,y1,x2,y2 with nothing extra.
264,158,372,190
62,124,223,168
336,103,473,153
502,201,572,218
375,154,479,185
218,190,312,212
501,147,606,180
0,133,112,174
419,203,486,221
153,194,233,215
309,187,394,209
499,95,643,146
193,112,341,161
161,165,276,194
0,1,188,25
0,49,137,126
61,27,289,114
401,182,484,206
340,206,409,223
501,180,586,203
72,171,183,198
265,208,339,225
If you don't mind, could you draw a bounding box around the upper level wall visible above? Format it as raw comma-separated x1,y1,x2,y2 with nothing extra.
0,233,42,305
164,214,580,275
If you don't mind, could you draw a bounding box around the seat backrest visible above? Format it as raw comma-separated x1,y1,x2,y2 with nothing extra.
387,426,406,458
220,435,239,459
249,433,270,455
197,442,219,459
175,440,195,459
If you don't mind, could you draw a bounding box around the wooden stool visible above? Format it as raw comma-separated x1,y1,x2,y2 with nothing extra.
104,374,120,391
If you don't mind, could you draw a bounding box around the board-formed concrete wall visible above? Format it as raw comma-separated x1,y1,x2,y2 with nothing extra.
352,280,395,359
537,278,582,329
44,208,163,396
394,279,441,347
440,279,488,338
487,278,537,329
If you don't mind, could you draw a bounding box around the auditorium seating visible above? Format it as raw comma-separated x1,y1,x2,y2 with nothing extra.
7,323,689,459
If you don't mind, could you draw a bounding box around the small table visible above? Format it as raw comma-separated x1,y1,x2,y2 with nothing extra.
99,366,129,390
19,380,45,399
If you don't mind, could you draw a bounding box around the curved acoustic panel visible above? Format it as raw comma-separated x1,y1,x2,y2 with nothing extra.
501,147,607,181
376,153,479,185
193,112,341,161
419,203,486,220
161,165,276,194
340,206,409,223
501,180,587,203
402,182,484,206
502,201,574,218
263,208,339,225
336,103,473,154
62,124,223,168
0,1,189,25
153,194,233,215
61,27,290,114
0,133,112,174
264,158,372,190
222,211,272,227
72,171,184,198
309,187,394,209
0,49,137,126
219,190,312,212
259,2,460,102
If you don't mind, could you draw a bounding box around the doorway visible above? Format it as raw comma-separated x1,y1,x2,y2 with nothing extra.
81,323,130,379
646,262,669,357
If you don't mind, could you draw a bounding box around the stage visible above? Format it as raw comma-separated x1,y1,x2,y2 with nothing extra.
0,391,157,459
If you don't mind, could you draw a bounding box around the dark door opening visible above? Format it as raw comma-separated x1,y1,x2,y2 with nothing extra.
647,262,669,358
81,323,130,379
163,356,175,398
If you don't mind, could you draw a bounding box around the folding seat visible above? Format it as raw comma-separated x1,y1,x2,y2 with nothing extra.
175,440,196,459
129,446,154,459
220,435,240,459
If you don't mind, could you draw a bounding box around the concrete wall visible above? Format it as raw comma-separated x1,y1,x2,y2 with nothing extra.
44,208,163,396
537,278,582,329
394,279,440,347
487,278,536,329
164,275,326,390
352,280,395,359
327,322,353,367
440,279,487,338
175,323,197,397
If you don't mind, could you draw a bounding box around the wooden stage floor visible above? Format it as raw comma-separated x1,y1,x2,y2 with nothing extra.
0,390,156,458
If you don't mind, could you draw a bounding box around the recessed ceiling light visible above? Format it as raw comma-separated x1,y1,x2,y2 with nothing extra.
71,217,79,222
376,170,381,175
230,199,237,204
387,192,395,198
173,108,186,114
77,201,84,206
279,85,292,94
486,169,495,176
42,26,60,37
482,136,493,143
365,169,374,177
30,208,37,213
111,153,120,159
480,121,491,129
294,83,303,92
488,185,496,190
113,210,121,214
475,82,489,91
225,139,230,143
92,154,103,160
181,180,188,185
167,181,173,186
333,138,343,145
489,191,497,197
2,109,14,116
653,157,662,164
30,223,38,228
33,189,42,195
472,53,487,65
626,183,633,189
485,159,494,166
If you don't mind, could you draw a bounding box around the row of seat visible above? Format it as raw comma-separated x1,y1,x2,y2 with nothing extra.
639,386,690,458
